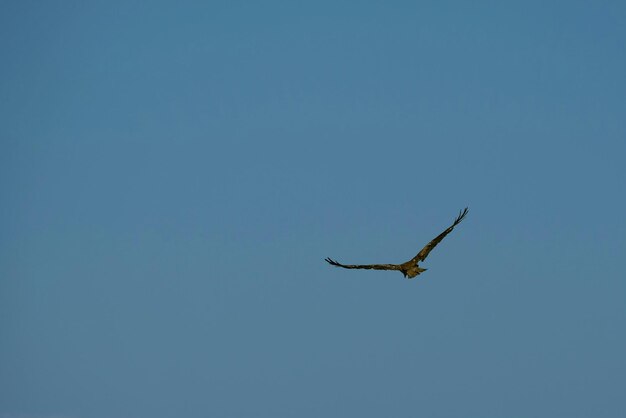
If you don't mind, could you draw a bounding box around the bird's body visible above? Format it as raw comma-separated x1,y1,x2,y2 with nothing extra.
325,207,468,279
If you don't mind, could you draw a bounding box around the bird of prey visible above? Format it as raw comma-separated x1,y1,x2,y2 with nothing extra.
325,207,468,279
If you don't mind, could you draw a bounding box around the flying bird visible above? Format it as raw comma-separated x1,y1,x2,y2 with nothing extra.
325,207,468,279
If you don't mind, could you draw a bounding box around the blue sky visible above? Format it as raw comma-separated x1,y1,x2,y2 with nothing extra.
1,1,625,417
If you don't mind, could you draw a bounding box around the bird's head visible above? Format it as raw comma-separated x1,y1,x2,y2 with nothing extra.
405,266,427,279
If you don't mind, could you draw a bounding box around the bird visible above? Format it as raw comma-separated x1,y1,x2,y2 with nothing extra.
325,207,468,279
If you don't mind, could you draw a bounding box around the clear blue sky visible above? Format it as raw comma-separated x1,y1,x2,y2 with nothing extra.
2,1,625,417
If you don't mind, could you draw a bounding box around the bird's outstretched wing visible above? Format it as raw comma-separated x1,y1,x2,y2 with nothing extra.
325,258,401,271
409,207,468,263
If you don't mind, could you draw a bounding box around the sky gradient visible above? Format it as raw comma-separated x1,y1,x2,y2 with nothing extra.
2,1,625,417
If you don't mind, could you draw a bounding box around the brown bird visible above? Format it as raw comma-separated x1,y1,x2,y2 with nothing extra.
325,207,468,279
